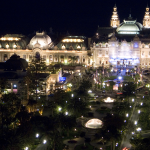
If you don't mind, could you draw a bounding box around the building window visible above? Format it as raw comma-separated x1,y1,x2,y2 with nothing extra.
142,51,144,56
6,44,9,49
83,58,85,63
43,55,46,61
4,54,8,61
60,55,64,62
106,51,108,55
23,55,26,59
106,61,108,64
88,58,90,64
99,60,101,64
76,56,79,63
142,45,145,48
29,55,32,61
106,44,108,48
62,45,65,49
68,56,72,62
49,55,53,61
99,50,102,55
55,57,58,62
35,52,40,58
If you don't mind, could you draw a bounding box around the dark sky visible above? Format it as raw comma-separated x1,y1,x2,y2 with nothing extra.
0,0,149,37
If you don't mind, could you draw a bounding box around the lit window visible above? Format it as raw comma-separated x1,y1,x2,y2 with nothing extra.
29,55,32,61
13,44,17,49
4,54,7,61
62,39,84,42
62,45,65,49
6,44,9,49
43,55,46,61
49,55,53,61
0,37,20,41
77,45,81,49
23,55,26,59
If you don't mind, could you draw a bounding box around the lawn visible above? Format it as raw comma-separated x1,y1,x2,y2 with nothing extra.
108,75,134,82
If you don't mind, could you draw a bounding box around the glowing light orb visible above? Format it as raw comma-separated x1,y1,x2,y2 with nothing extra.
85,119,102,129
102,97,115,103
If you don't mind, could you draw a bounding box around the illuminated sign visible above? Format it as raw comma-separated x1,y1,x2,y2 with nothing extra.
59,77,66,81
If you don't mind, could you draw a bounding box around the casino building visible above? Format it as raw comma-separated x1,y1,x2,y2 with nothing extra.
92,4,150,69
0,5,150,69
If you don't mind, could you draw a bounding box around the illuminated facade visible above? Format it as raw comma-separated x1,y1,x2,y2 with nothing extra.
143,5,150,28
92,5,150,69
110,5,120,28
0,5,150,69
0,32,89,66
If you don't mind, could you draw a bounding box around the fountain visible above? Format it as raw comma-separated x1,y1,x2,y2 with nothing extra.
102,97,116,103
85,119,102,129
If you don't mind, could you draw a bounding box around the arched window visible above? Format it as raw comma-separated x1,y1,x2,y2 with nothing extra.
35,52,40,59
4,54,8,61
49,55,53,62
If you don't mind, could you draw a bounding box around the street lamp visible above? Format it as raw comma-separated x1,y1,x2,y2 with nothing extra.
25,147,28,150
58,107,62,111
126,113,129,117
65,112,68,115
132,99,134,102
36,133,39,138
134,121,137,125
138,110,141,114
136,127,141,132
43,140,47,144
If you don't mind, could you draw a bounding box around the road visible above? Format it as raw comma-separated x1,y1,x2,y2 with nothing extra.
120,91,144,150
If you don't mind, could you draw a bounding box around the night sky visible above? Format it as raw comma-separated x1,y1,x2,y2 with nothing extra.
0,0,149,37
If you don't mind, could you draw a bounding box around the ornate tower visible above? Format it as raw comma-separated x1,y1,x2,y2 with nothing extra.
110,5,120,28
143,5,150,28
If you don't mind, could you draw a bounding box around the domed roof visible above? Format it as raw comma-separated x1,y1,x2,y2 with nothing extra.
117,16,143,35
118,24,139,32
28,32,52,49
